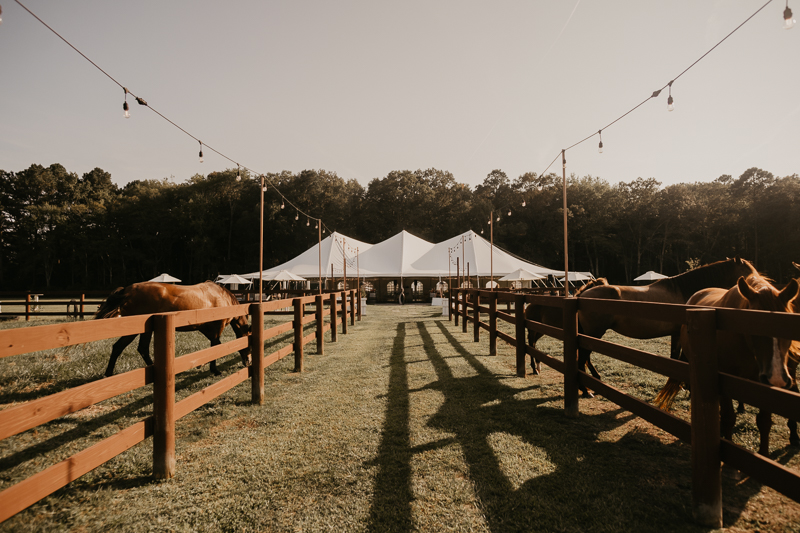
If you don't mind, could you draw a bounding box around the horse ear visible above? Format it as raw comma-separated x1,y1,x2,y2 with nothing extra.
737,276,755,301
779,278,799,309
793,261,800,272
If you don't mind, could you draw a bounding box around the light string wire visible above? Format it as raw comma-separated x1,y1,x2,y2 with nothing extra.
484,0,778,233
12,0,326,234
13,0,783,241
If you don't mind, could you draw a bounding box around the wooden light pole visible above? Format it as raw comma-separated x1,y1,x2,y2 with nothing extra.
562,149,570,296
259,175,265,303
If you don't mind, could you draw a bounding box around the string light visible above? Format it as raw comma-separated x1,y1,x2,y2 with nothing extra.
598,130,603,153
507,209,512,216
667,81,674,112
280,200,285,209
522,199,526,207
496,214,500,222
786,1,796,28
123,87,130,119
198,141,204,163
306,217,310,227
295,211,299,221
236,165,241,181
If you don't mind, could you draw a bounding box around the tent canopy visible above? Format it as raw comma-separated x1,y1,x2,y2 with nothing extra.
217,274,251,285
149,273,181,283
243,229,563,280
499,268,546,281
634,270,668,281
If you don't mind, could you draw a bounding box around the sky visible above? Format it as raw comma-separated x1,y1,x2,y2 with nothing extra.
1,0,798,190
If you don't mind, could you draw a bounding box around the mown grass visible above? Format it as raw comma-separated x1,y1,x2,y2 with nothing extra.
0,305,798,532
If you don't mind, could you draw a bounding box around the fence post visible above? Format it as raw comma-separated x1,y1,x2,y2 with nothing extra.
153,313,176,479
515,293,526,377
350,290,356,326
489,291,497,356
25,294,31,322
473,291,481,342
249,303,265,405
448,290,452,322
357,289,362,322
316,294,325,355
329,293,338,343
294,298,304,372
686,308,722,528
80,294,85,319
341,292,348,334
562,297,579,417
454,289,459,327
462,291,469,334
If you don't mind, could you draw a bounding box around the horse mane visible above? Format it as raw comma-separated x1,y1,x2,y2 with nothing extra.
575,278,608,296
660,257,757,299
95,286,127,319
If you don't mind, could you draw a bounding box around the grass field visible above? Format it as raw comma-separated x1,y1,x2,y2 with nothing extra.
0,304,799,532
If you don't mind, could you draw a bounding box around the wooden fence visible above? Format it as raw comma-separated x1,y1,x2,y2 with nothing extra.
0,289,359,523
450,288,800,528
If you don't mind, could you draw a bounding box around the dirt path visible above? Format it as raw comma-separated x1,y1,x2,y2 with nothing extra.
3,304,799,532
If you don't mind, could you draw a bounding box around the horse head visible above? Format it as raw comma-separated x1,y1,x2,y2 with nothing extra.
230,314,252,367
737,275,798,388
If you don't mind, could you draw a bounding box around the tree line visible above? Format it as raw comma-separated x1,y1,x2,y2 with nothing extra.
1,164,798,291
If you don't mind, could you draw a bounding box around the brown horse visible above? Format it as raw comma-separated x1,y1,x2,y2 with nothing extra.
525,258,758,380
95,281,251,377
525,258,758,393
654,274,798,455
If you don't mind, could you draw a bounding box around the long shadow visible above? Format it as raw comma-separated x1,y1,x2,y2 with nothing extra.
425,320,771,531
366,322,414,533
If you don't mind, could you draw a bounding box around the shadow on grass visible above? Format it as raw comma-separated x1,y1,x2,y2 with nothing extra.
367,316,768,532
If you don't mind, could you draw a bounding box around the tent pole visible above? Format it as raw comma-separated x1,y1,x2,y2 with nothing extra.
259,175,264,303
490,211,493,285
562,149,570,297
318,220,322,295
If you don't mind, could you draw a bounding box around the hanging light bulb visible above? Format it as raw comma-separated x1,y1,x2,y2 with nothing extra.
315,221,319,229
496,214,500,222
123,88,130,119
306,218,310,227
198,141,204,163
236,165,241,181
323,227,326,234
280,200,285,209
295,212,299,221
481,228,484,234
785,2,796,28
507,209,512,216
598,130,603,153
522,199,526,207
667,81,675,112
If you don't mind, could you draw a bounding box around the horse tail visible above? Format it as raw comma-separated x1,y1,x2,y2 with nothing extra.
94,286,128,319
653,377,684,412
575,277,608,296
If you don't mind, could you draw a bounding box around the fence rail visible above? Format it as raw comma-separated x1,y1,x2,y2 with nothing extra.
449,288,800,527
0,289,358,523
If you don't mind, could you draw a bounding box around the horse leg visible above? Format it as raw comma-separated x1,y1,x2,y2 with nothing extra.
756,409,773,456
105,335,137,377
527,328,542,375
577,346,595,399
208,336,223,375
136,331,154,367
720,396,736,442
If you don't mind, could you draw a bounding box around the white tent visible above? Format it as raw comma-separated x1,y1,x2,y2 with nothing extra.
634,270,668,281
242,231,373,280
149,273,181,283
243,229,563,280
559,272,594,282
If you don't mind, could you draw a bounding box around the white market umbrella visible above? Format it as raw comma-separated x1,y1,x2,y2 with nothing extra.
634,270,669,281
149,273,181,283
265,270,307,282
218,274,252,285
499,268,546,281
